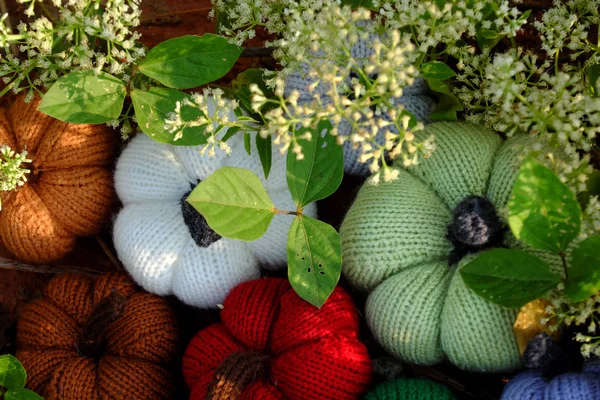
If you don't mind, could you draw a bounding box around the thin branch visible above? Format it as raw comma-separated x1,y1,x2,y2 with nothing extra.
560,252,569,281
0,257,102,276
96,236,123,270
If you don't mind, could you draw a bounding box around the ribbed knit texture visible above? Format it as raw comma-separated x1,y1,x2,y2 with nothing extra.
364,378,456,400
501,361,600,400
16,272,179,400
182,278,373,399
340,122,549,372
284,25,436,177
113,96,317,308
0,94,116,263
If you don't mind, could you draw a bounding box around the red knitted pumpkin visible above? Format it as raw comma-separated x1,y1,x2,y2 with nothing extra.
183,278,372,400
16,272,179,400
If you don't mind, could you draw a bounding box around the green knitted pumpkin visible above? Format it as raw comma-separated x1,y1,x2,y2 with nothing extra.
365,378,456,400
341,122,562,373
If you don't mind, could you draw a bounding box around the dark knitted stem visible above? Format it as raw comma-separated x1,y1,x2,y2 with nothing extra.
447,195,505,265
206,351,269,400
76,290,127,359
181,186,222,248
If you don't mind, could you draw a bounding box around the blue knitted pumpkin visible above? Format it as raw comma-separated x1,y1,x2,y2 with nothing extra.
501,334,600,400
501,360,600,400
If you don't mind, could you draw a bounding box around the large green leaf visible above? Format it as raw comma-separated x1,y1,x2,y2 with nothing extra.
5,388,43,400
137,34,242,89
460,248,561,309
187,166,275,241
131,88,209,145
564,235,600,302
0,355,26,390
286,120,344,207
38,71,125,123
508,156,582,253
287,215,342,308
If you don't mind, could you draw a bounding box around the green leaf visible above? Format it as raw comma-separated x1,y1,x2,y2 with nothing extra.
425,79,463,120
586,64,600,97
131,87,209,145
508,156,582,253
460,248,562,309
215,8,233,35
232,68,274,114
256,134,272,179
286,120,343,207
5,388,43,400
0,355,26,390
186,166,275,241
578,169,600,209
480,29,499,39
38,71,125,123
339,0,376,10
287,215,342,308
564,235,600,302
138,34,242,89
420,61,457,80
244,132,251,155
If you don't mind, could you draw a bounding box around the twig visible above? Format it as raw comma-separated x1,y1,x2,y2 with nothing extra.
96,236,123,270
0,257,102,276
560,252,569,280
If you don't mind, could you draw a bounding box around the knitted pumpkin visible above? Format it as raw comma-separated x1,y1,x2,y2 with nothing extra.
16,272,179,400
182,278,372,399
365,378,456,400
0,94,116,263
113,97,317,308
501,334,600,400
340,122,563,372
284,25,436,176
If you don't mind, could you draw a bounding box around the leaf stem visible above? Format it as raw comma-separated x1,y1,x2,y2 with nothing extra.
560,252,569,281
274,208,301,216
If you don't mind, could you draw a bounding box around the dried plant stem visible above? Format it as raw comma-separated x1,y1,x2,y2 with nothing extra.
0,257,102,276
96,236,123,270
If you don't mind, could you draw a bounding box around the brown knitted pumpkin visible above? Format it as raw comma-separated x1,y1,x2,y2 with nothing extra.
0,93,116,263
16,272,179,400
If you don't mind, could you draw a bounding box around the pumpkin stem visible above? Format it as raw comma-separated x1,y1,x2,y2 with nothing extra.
205,350,270,400
447,195,505,265
76,289,127,359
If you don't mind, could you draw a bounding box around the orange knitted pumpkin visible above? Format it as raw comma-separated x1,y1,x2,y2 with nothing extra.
16,272,179,400
0,94,116,263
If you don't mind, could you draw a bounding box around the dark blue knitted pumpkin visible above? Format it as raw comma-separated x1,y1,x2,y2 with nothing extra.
501,360,600,400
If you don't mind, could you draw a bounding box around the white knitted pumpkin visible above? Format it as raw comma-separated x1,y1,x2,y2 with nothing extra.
113,100,317,308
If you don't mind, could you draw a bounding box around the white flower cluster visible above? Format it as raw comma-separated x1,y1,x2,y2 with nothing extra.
208,0,526,176
164,88,260,156
209,0,329,47
534,0,600,66
456,45,600,194
0,0,144,98
0,145,31,211
543,288,600,358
